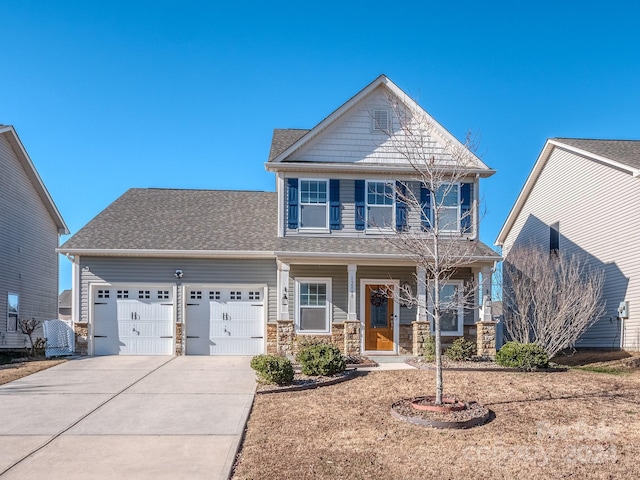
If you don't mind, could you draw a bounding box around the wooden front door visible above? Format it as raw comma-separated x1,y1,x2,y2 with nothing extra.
364,284,395,351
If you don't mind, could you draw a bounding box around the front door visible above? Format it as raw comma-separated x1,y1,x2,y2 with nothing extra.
364,284,395,351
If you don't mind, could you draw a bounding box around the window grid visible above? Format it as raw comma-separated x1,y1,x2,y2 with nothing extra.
190,291,202,300
209,291,221,300
300,283,327,307
248,291,261,300
300,180,327,204
97,289,110,299
138,290,150,299
367,182,393,205
157,290,169,300
116,290,129,299
230,291,242,300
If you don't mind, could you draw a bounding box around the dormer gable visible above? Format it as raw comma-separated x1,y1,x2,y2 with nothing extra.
266,75,494,177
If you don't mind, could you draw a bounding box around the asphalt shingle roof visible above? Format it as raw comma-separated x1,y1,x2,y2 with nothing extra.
267,129,310,162
61,188,500,261
554,138,640,170
61,189,278,251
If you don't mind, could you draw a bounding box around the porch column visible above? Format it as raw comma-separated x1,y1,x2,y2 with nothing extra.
344,264,361,355
480,265,493,322
416,265,427,322
347,264,357,320
412,265,429,356
276,261,294,355
277,261,290,321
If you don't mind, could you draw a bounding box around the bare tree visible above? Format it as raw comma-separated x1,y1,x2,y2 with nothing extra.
19,317,42,357
502,246,605,358
374,92,489,404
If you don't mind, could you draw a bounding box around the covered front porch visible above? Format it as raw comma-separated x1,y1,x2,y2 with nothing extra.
267,257,497,358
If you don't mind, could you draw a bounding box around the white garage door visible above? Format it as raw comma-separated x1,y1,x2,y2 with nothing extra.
185,287,264,355
92,287,174,355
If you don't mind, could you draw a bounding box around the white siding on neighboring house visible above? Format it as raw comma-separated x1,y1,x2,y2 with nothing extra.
0,134,60,348
501,146,640,350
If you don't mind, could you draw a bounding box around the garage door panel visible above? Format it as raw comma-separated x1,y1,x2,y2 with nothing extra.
186,289,264,355
93,287,174,356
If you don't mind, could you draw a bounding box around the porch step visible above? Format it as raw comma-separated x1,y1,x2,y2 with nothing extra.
367,355,415,364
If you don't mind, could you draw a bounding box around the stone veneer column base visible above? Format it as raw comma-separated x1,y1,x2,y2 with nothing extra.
412,321,430,356
175,323,184,356
476,321,497,357
73,322,89,356
343,320,361,356
276,320,295,356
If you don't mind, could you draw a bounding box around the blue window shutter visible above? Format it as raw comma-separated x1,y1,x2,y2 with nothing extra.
354,180,365,231
287,178,299,229
395,181,407,231
460,183,472,234
329,179,341,230
420,184,431,231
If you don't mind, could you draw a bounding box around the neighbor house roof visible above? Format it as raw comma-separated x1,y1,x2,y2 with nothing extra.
552,138,640,170
0,125,69,234
496,138,640,246
58,289,72,308
59,188,500,263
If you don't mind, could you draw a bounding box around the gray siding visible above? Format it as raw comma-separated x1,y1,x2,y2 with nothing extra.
289,265,348,322
502,146,640,349
79,257,277,324
286,178,477,237
0,135,59,348
285,265,474,326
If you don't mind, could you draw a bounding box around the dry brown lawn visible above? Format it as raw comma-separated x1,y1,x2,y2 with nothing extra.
0,359,66,385
233,368,640,480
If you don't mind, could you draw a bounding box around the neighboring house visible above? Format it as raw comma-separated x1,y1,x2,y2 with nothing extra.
496,138,640,351
0,125,69,349
58,289,72,320
58,75,500,357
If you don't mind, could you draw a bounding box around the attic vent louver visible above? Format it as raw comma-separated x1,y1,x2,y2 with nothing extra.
372,109,389,132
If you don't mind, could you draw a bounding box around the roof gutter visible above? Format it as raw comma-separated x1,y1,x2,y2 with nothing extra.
265,161,496,178
56,248,277,258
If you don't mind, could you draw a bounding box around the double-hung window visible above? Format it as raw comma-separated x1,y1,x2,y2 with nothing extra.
430,280,464,336
7,293,18,333
296,278,331,333
366,181,394,229
434,183,460,232
299,180,328,229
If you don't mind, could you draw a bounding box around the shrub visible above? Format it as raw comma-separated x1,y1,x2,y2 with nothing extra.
495,341,549,370
296,343,346,376
445,338,477,361
423,334,436,361
250,354,294,385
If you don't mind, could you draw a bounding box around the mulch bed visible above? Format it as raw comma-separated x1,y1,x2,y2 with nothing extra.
391,396,491,428
256,368,359,394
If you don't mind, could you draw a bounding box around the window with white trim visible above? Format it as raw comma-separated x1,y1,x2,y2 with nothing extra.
430,280,464,336
7,293,18,333
366,181,394,229
296,278,331,334
299,179,328,229
433,183,460,232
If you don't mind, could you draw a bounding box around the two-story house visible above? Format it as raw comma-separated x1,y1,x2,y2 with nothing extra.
59,75,500,357
496,138,640,351
1,125,68,350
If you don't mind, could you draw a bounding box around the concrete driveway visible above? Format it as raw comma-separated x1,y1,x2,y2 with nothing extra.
0,356,256,479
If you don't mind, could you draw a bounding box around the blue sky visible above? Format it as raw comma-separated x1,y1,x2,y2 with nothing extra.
2,1,640,292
